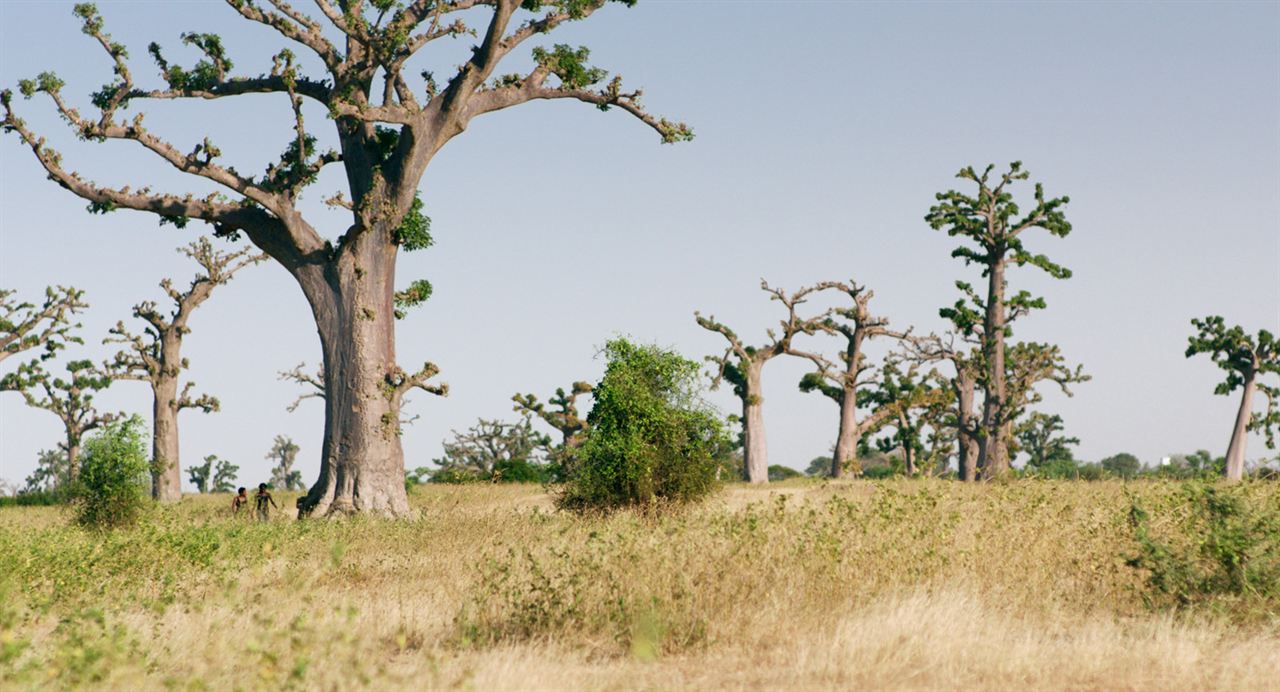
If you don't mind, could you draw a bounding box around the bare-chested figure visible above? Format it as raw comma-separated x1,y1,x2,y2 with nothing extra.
254,483,278,522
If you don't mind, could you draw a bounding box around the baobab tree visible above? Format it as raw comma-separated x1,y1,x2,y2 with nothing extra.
0,286,87,365
1,359,117,481
696,281,827,483
786,280,911,478
1014,411,1079,471
104,238,264,502
3,2,689,516
907,334,983,481
1186,317,1279,482
925,162,1073,477
860,359,949,477
267,435,305,491
513,381,592,476
188,454,240,493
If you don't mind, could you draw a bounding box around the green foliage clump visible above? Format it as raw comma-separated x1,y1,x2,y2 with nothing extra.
1127,482,1280,619
72,415,150,529
767,465,802,482
557,339,730,514
1100,453,1141,479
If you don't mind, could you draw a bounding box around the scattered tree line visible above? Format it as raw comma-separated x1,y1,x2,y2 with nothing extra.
1,4,1276,515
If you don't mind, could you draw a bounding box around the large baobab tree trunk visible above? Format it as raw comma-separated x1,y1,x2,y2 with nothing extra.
65,442,80,484
152,377,182,502
743,365,768,484
296,237,411,517
1223,371,1256,482
830,388,859,478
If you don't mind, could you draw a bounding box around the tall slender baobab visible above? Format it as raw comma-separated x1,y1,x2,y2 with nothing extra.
696,281,826,483
4,2,690,516
925,162,1073,477
1186,317,1279,482
1,286,87,366
105,238,264,502
786,280,911,478
1,359,117,481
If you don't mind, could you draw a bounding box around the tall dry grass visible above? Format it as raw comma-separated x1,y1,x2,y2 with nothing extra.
0,479,1276,689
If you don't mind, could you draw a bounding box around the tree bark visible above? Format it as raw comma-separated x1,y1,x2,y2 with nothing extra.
65,442,80,485
830,386,859,478
295,233,412,517
1224,370,1256,482
980,259,1010,479
899,412,917,476
742,363,768,484
955,375,979,482
151,377,182,502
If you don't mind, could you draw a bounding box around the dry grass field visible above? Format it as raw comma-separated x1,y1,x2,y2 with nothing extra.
1,479,1277,690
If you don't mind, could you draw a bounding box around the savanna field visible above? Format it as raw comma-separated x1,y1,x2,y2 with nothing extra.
1,479,1277,690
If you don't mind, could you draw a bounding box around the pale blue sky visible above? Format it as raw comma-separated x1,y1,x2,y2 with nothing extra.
2,0,1278,488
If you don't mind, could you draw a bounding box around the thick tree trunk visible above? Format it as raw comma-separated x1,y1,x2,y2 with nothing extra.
296,235,412,517
742,364,768,484
830,387,859,478
955,377,979,482
980,260,1010,479
151,378,182,502
1223,371,1256,483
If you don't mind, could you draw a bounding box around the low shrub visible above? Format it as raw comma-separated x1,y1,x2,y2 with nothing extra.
1126,481,1279,619
72,415,151,529
557,339,731,514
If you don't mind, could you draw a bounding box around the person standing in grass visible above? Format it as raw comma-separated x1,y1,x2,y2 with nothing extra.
254,483,278,522
232,487,248,515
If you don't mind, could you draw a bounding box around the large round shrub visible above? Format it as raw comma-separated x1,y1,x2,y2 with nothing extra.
73,415,151,528
558,339,731,513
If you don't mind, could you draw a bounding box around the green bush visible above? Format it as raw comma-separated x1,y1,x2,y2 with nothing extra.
557,339,731,514
1126,482,1279,618
767,465,802,481
72,416,151,529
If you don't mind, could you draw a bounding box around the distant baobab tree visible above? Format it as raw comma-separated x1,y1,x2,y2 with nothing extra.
925,162,1075,477
4,1,689,516
0,286,87,366
105,238,264,502
1186,317,1279,482
785,280,912,478
697,281,828,483
1,359,118,482
513,381,593,476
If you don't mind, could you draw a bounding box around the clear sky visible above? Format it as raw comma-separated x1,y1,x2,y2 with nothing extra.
2,0,1278,489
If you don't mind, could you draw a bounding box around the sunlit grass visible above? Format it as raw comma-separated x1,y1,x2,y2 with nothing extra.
0,480,1276,689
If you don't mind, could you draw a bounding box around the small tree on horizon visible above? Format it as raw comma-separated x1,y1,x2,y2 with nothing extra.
1185,317,1279,482
188,454,239,493
1,359,118,482
1015,412,1080,470
266,435,304,491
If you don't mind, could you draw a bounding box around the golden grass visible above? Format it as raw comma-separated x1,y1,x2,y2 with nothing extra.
1,479,1277,690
